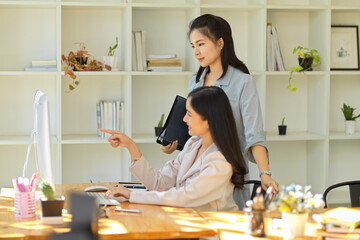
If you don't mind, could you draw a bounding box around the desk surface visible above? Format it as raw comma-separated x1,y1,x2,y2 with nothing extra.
0,182,216,240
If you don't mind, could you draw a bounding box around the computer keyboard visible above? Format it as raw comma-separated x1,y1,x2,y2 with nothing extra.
85,192,120,206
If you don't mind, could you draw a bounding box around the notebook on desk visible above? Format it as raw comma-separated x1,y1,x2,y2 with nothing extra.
156,95,190,151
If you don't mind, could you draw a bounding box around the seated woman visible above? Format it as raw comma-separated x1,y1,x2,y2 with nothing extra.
101,86,248,211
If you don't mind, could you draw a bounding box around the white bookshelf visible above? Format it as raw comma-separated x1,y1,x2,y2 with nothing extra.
0,1,359,201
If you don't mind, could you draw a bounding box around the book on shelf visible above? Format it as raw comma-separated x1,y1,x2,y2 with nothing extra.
147,66,183,72
132,30,146,71
146,57,181,64
31,60,56,67
147,54,176,59
96,100,124,138
25,67,57,72
266,23,285,71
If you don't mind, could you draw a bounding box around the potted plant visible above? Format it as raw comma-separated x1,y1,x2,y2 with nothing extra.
103,36,119,71
269,184,324,238
62,42,111,93
155,113,165,137
341,103,360,135
288,46,321,92
278,117,287,135
39,181,65,224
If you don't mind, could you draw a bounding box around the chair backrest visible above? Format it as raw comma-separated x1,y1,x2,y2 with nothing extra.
323,180,360,208
244,180,266,200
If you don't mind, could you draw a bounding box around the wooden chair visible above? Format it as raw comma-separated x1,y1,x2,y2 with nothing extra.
323,180,360,208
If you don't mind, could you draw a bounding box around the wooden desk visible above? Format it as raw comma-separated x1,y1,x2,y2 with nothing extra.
200,211,322,240
0,183,216,240
200,210,360,240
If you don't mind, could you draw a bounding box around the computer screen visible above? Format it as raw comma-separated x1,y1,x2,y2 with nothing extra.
23,90,54,187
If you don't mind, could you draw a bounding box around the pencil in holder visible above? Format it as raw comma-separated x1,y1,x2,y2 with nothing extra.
14,191,36,218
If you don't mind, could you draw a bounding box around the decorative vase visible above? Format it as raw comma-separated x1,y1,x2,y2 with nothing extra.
103,56,118,71
278,125,287,135
345,120,356,135
282,212,308,238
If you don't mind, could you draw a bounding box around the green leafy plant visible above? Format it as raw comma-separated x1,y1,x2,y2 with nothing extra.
288,46,321,92
157,113,165,127
106,37,118,56
39,181,55,200
62,42,111,93
280,117,286,126
341,103,360,120
269,184,324,214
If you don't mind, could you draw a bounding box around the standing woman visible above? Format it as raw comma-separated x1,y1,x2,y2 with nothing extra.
161,14,279,209
102,86,248,212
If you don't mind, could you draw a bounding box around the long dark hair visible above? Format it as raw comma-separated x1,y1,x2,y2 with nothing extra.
188,86,248,189
189,14,250,83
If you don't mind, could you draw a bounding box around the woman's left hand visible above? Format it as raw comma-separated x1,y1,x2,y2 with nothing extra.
105,185,131,200
261,174,279,193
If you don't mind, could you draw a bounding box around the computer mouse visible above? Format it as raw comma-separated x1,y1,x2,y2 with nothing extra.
84,185,109,192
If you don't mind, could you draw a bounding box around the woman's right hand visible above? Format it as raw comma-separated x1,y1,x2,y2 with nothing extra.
100,129,131,148
100,129,142,161
160,140,178,154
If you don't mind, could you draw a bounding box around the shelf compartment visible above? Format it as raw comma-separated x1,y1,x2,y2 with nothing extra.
328,140,360,187
200,8,264,72
332,0,360,9
0,144,57,187
62,144,126,183
131,75,188,136
265,74,327,136
330,75,360,133
0,6,57,71
61,75,126,136
268,140,326,193
267,9,329,72
132,8,197,72
0,75,58,136
62,6,129,72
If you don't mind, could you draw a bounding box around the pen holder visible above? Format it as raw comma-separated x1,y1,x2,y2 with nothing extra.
244,208,265,237
14,191,36,218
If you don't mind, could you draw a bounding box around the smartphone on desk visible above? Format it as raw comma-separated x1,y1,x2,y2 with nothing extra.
118,182,146,189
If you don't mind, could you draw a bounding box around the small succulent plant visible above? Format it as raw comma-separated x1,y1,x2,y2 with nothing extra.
39,181,55,200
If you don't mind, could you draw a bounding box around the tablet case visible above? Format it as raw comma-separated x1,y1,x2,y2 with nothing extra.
156,95,190,151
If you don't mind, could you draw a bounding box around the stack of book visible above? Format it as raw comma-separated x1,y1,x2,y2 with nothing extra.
146,54,182,72
317,207,360,239
266,23,285,71
96,100,124,138
25,60,57,72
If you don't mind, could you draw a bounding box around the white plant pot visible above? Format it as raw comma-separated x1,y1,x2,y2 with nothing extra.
345,120,356,135
282,212,308,238
103,56,118,71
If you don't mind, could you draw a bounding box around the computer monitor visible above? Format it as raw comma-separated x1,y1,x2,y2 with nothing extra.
23,90,54,187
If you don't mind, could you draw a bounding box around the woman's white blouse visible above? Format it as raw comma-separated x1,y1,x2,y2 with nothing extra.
129,136,238,212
